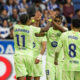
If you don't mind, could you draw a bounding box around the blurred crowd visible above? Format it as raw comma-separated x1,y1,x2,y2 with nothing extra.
0,0,80,39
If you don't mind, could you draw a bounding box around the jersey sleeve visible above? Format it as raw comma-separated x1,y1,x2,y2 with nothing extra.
31,25,41,34
44,27,53,37
44,32,47,36
63,26,68,31
42,36,47,42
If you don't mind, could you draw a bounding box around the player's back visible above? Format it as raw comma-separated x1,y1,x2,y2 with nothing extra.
62,31,80,71
14,24,34,52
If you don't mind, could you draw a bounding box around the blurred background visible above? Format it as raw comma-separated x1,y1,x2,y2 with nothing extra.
0,0,80,39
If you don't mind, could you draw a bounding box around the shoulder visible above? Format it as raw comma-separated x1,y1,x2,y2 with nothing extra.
14,24,19,27
49,27,53,30
61,31,70,37
47,27,52,33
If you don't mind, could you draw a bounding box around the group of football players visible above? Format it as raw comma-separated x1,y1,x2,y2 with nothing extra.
14,10,80,80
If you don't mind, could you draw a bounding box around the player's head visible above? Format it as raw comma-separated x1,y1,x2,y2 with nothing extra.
10,27,13,35
54,8,61,15
54,15,63,25
71,17,80,29
75,9,80,17
20,14,29,25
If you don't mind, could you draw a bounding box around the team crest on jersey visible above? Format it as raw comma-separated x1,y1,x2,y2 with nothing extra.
51,41,58,48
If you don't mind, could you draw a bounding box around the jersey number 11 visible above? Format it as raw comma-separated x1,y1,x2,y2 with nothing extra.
16,34,25,47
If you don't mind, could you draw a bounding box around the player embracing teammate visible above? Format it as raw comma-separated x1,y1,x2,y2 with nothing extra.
13,11,52,80
13,8,80,80
54,17,80,80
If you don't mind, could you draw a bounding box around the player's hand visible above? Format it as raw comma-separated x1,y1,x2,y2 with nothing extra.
35,54,42,64
35,58,40,64
54,61,58,65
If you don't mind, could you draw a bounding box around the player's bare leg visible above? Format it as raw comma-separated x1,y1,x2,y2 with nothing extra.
34,77,40,80
26,76,32,80
17,76,25,80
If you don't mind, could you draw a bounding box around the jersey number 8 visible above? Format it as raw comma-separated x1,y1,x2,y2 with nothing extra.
69,44,76,58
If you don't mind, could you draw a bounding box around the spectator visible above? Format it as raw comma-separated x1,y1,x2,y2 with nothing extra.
56,0,66,4
9,8,19,24
2,20,8,27
47,0,59,10
0,20,10,39
18,0,31,15
42,0,48,4
40,9,49,27
63,0,75,23
6,27,13,39
40,3,46,11
13,0,19,9
0,9,8,26
27,0,42,18
5,0,14,16
75,9,80,19
3,0,7,4
54,8,61,15
0,0,4,13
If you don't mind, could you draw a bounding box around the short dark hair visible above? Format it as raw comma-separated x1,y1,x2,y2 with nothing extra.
10,27,13,31
55,15,63,20
72,17,80,28
75,9,80,14
20,14,29,25
54,8,61,12
32,0,42,3
2,8,8,13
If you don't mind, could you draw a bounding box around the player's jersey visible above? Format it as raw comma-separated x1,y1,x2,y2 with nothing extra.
58,48,64,62
45,27,62,57
57,31,80,71
33,36,47,57
14,24,41,53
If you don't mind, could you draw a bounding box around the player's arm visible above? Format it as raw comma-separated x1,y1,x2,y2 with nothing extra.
35,19,52,37
40,41,47,55
52,21,67,32
35,32,45,37
34,11,53,33
54,35,63,65
54,49,60,65
40,21,52,32
35,21,51,37
49,10,67,32
35,41,47,64
34,21,51,37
